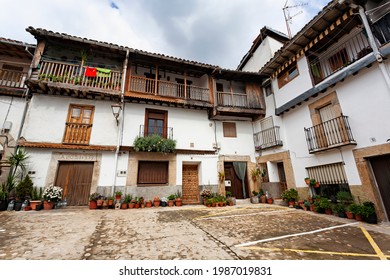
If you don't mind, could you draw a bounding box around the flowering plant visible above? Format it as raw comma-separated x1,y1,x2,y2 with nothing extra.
43,185,63,202
200,188,212,199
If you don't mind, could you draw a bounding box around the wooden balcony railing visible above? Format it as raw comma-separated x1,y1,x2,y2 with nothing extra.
304,115,356,153
63,123,92,145
38,60,122,91
254,126,283,151
309,30,372,84
0,69,28,89
217,91,261,109
139,125,173,139
129,76,210,102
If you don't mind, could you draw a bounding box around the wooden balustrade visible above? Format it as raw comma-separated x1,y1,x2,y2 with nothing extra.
129,76,210,102
63,123,92,145
38,60,122,91
0,69,28,88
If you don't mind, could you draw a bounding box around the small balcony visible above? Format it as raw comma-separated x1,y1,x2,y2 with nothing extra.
254,126,283,151
309,30,372,84
129,76,210,103
63,123,92,145
35,60,122,92
139,125,173,139
304,115,356,154
217,91,261,109
0,69,28,89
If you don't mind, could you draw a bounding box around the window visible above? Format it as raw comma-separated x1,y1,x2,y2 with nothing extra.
277,62,299,88
264,84,273,97
216,83,224,92
137,161,168,185
145,109,168,138
63,104,94,145
223,122,237,138
306,162,351,198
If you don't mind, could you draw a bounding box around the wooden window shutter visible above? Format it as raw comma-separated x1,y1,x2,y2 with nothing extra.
223,122,237,138
137,161,169,184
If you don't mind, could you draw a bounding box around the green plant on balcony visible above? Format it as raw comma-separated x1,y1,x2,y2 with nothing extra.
133,134,176,153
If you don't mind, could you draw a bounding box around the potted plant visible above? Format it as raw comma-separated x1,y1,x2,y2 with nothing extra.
29,187,43,210
107,196,115,208
318,197,332,214
175,190,182,206
122,194,131,209
206,197,213,207
281,188,299,207
304,177,310,185
332,203,346,218
89,192,100,210
115,191,122,200
153,196,160,207
0,185,8,211
42,185,63,210
145,199,152,207
251,191,259,203
346,203,357,219
167,194,175,207
361,201,377,224
160,197,168,207
250,168,261,181
303,200,311,211
200,188,212,205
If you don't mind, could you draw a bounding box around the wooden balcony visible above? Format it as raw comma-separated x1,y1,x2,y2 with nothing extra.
217,91,261,109
128,76,210,103
63,123,92,145
254,126,283,151
309,30,372,84
304,115,356,154
0,69,28,89
30,60,122,96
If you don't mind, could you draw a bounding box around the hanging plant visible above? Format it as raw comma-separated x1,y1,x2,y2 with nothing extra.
133,135,176,153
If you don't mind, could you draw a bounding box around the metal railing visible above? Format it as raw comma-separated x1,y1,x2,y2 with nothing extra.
253,126,283,150
304,115,356,153
372,13,390,46
0,69,28,88
63,123,92,145
309,30,372,84
139,125,173,139
129,76,210,102
38,60,122,91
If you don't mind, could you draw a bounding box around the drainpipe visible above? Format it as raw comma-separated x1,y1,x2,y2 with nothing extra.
351,3,390,90
111,49,129,196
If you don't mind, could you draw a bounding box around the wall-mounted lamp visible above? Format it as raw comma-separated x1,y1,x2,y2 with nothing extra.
111,104,122,126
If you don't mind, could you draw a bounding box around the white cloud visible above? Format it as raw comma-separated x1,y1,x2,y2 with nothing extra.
0,0,330,69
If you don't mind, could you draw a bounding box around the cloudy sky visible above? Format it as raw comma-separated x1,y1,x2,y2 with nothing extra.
1,0,329,69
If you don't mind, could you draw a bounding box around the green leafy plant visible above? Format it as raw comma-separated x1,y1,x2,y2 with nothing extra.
167,194,175,201
15,175,34,200
89,192,101,202
332,203,346,214
281,188,299,202
133,135,176,153
336,191,353,204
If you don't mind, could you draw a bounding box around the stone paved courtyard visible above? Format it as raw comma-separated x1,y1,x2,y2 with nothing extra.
1,203,390,260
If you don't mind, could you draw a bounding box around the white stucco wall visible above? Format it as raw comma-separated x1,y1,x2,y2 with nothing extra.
121,103,215,151
241,37,284,72
22,95,118,145
0,96,26,143
176,154,219,186
273,56,313,108
23,149,52,188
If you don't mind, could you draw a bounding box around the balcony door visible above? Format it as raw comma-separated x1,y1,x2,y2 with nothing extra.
63,105,94,145
370,155,390,220
145,109,167,138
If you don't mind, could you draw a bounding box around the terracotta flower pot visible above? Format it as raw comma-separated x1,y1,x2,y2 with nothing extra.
346,211,354,219
43,201,54,210
153,201,160,207
168,200,175,207
30,200,41,210
175,199,182,207
89,200,97,210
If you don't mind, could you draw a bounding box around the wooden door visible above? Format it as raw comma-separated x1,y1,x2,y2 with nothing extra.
370,155,390,219
182,165,199,204
55,161,94,206
277,162,287,195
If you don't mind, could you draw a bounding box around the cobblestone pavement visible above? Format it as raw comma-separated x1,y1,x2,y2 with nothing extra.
1,203,390,260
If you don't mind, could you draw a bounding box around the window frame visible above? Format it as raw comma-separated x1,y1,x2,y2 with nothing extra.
144,108,168,138
277,62,299,89
223,122,237,138
63,104,95,145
